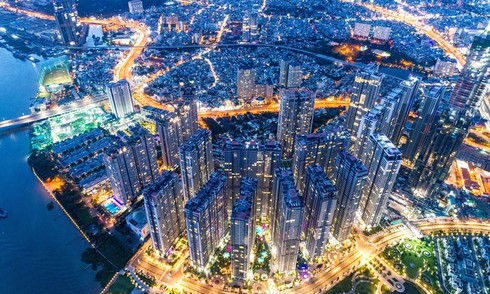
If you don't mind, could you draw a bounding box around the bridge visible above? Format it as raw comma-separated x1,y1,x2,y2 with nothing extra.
0,94,107,134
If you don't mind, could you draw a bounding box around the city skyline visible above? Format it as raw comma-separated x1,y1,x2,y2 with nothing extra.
0,0,488,293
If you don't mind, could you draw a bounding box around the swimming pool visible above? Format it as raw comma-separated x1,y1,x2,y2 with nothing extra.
104,199,122,215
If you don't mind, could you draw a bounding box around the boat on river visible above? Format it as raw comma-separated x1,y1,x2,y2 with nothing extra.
0,208,7,219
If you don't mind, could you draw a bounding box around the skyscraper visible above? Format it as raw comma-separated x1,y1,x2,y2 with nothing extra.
277,88,315,158
287,62,303,88
242,11,250,42
279,59,303,88
410,107,470,196
390,77,420,145
107,79,135,119
331,152,367,242
155,111,182,169
449,33,489,111
128,0,144,14
404,86,444,164
352,80,418,155
104,126,159,204
292,127,349,192
242,11,258,42
271,169,304,274
143,171,185,257
123,126,159,187
352,103,386,162
230,178,257,283
177,87,199,139
237,67,256,101
53,0,83,46
104,143,140,204
302,165,337,259
378,88,405,142
180,129,214,201
359,134,401,228
279,59,289,87
148,89,198,169
345,66,384,139
185,172,227,271
223,140,281,222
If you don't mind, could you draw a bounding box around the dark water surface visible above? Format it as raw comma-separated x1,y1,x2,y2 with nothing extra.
0,48,100,294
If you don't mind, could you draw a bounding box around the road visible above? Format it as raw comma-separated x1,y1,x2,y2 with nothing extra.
198,99,349,118
129,218,490,294
358,2,466,68
1,2,395,117
0,94,107,132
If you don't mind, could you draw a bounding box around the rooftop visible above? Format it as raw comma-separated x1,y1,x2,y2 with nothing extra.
185,171,226,213
126,207,148,229
306,165,338,198
370,133,402,158
275,168,304,208
180,129,211,153
142,171,177,200
231,178,257,221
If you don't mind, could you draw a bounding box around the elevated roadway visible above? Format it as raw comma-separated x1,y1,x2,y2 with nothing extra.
0,94,107,133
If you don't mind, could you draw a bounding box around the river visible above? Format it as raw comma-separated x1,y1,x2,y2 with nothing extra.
0,48,100,294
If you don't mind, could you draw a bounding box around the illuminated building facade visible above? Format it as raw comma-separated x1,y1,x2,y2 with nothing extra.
353,103,386,161
352,23,371,39
390,77,420,145
104,143,140,204
449,33,489,111
404,86,444,164
271,168,304,274
345,66,383,142
237,67,256,101
53,0,83,46
128,0,144,14
223,140,281,222
143,171,185,256
185,172,227,271
106,79,135,119
331,152,367,242
122,126,159,187
177,87,199,139
302,165,337,259
155,111,182,168
230,178,257,283
277,88,315,158
292,127,349,192
242,10,258,42
148,88,198,169
104,126,158,204
279,58,303,88
410,107,470,196
359,134,401,228
180,129,214,201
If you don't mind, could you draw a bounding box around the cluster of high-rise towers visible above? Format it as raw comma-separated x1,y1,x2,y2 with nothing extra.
99,32,489,283
48,0,489,283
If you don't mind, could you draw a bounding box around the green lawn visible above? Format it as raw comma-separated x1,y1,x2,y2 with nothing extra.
382,237,442,293
356,280,378,293
107,274,134,294
324,273,353,294
401,252,423,278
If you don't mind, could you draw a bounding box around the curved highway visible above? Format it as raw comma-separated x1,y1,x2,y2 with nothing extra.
357,2,466,68
169,218,490,294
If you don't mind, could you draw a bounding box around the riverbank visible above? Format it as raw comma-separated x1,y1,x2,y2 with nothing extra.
0,48,102,294
29,150,135,290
